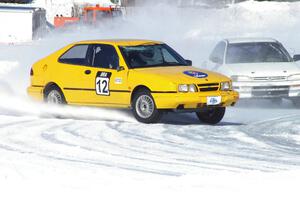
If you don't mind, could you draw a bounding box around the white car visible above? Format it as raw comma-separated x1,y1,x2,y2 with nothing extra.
205,38,300,106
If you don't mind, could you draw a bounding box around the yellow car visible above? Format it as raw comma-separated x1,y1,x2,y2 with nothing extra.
28,39,239,124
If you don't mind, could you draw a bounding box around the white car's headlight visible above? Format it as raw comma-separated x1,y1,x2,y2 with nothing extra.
288,74,300,81
231,75,251,82
178,84,197,92
220,81,232,91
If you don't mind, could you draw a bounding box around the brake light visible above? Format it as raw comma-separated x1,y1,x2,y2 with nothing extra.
30,68,34,76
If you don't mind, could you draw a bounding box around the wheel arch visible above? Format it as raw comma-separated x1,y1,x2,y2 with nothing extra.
43,82,64,99
130,85,151,104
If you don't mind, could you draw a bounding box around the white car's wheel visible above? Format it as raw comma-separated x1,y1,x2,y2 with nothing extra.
292,98,300,108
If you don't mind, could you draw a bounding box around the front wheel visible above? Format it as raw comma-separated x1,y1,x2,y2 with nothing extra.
196,107,226,124
292,98,300,108
132,90,162,123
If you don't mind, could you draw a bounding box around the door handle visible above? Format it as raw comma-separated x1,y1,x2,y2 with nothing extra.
85,70,91,75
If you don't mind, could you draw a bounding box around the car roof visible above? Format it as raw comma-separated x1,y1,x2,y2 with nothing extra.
225,37,278,44
74,39,163,46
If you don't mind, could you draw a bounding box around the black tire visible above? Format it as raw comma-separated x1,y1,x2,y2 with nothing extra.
292,98,300,108
132,90,162,123
44,85,66,104
196,107,226,124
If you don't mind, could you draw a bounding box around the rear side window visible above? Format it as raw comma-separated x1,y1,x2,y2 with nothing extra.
59,45,89,65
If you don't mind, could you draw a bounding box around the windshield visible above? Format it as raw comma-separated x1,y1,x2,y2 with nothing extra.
119,44,189,69
226,42,292,64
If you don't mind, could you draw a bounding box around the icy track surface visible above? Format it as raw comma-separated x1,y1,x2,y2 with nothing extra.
1,0,300,198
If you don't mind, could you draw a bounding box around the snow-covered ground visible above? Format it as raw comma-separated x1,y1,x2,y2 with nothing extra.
1,0,300,198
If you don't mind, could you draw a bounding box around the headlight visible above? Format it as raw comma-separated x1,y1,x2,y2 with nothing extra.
178,84,197,92
189,84,197,92
288,74,300,81
231,75,251,82
220,81,232,91
178,84,189,92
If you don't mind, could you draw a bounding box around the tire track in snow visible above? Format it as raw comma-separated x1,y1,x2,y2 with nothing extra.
0,117,182,176
0,112,300,175
113,123,290,171
243,114,300,155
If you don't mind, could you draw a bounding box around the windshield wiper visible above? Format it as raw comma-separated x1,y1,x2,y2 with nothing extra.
163,62,186,66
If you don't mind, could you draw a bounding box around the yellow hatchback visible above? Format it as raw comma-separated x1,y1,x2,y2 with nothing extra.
28,39,239,124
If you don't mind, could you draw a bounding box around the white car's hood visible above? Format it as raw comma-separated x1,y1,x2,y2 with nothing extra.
223,62,300,77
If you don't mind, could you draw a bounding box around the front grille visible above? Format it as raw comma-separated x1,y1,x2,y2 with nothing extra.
197,83,219,92
200,87,219,92
252,76,287,81
252,86,289,97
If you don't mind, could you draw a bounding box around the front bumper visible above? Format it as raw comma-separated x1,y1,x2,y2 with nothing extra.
233,81,300,99
152,90,239,109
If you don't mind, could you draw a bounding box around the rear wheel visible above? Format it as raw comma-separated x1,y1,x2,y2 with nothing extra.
132,90,162,123
196,107,226,124
44,85,66,104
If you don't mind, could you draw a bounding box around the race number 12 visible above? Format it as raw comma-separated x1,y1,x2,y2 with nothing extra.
96,72,111,96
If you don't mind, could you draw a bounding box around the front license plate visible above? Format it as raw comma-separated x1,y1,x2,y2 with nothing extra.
207,96,222,106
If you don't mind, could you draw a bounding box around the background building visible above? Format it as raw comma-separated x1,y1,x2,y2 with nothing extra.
121,0,300,7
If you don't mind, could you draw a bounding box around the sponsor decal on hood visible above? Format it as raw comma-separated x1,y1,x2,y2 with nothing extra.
183,70,208,78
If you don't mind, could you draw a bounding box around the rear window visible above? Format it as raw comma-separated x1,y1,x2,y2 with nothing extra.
59,45,89,65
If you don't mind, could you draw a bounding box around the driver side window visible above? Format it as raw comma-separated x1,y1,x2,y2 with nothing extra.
209,41,226,64
90,44,119,69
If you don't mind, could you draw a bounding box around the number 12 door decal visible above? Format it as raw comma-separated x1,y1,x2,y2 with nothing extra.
96,71,112,96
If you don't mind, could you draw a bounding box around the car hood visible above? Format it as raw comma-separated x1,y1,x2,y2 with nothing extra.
224,62,300,77
131,66,230,84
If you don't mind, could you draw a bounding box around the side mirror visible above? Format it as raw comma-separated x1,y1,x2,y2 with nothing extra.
210,56,223,64
185,60,192,66
117,66,125,72
293,54,300,62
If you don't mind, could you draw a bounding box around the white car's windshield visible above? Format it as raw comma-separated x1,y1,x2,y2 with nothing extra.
119,44,189,69
226,42,292,64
